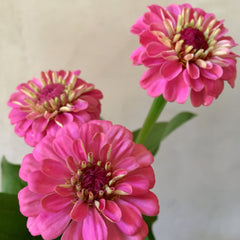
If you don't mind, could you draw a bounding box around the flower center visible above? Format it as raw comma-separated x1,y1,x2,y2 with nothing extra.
180,27,208,50
80,165,110,197
38,83,65,103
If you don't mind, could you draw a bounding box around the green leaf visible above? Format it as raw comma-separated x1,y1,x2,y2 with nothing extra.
1,156,27,194
0,193,41,240
133,112,196,155
143,215,157,240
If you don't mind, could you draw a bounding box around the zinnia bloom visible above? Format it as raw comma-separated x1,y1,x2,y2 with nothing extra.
18,120,159,240
8,70,103,146
131,4,238,106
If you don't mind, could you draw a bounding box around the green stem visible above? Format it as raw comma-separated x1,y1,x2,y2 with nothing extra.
135,95,167,145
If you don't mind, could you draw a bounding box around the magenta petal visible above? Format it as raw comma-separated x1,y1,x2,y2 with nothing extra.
140,67,161,89
124,191,159,216
160,60,182,81
62,221,83,240
82,208,107,240
52,135,74,159
70,200,89,222
28,171,63,194
190,89,214,107
114,156,139,171
139,31,159,47
110,140,134,163
187,62,200,79
19,153,40,181
130,47,144,65
41,193,73,212
90,132,108,160
55,112,73,126
42,159,70,179
132,144,153,167
18,187,43,217
123,175,150,196
115,199,142,235
183,69,204,92
37,207,72,240
27,217,41,236
8,109,27,124
101,200,122,223
147,77,167,98
72,139,88,162
201,63,223,80
146,42,169,57
33,136,63,163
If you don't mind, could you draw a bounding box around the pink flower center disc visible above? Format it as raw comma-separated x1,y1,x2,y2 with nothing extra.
38,83,65,103
180,27,208,50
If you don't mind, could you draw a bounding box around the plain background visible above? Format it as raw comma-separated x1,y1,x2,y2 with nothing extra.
0,0,240,239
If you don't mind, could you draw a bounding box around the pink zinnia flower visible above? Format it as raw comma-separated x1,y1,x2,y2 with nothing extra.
131,4,238,106
8,70,103,146
18,120,159,240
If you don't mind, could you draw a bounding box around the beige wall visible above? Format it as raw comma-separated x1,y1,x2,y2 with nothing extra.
0,0,240,239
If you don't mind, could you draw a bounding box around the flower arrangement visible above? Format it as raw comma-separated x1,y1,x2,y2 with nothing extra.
0,3,238,240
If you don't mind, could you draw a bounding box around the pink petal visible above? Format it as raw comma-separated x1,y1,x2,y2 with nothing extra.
140,67,161,89
37,206,72,240
70,200,89,221
31,117,48,132
160,60,182,81
79,123,103,151
204,79,224,98
72,139,88,162
71,99,88,112
82,208,107,240
19,153,40,181
52,135,74,159
28,171,63,194
139,31,159,47
190,89,214,107
62,221,83,240
110,140,135,163
27,217,41,236
130,47,144,65
183,69,204,92
55,185,74,197
123,175,150,196
42,159,70,179
130,16,147,35
101,200,122,223
99,143,112,162
143,11,161,25
89,132,108,160
8,109,28,124
18,187,43,217
124,191,159,216
128,166,155,189
115,183,133,195
147,77,167,97
164,73,189,103
201,63,223,80
14,119,33,137
41,193,73,212
146,42,169,57
33,135,64,163
186,62,200,79
57,122,81,140
54,112,74,126
114,156,139,171
115,199,142,235
105,124,132,144
132,144,154,167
